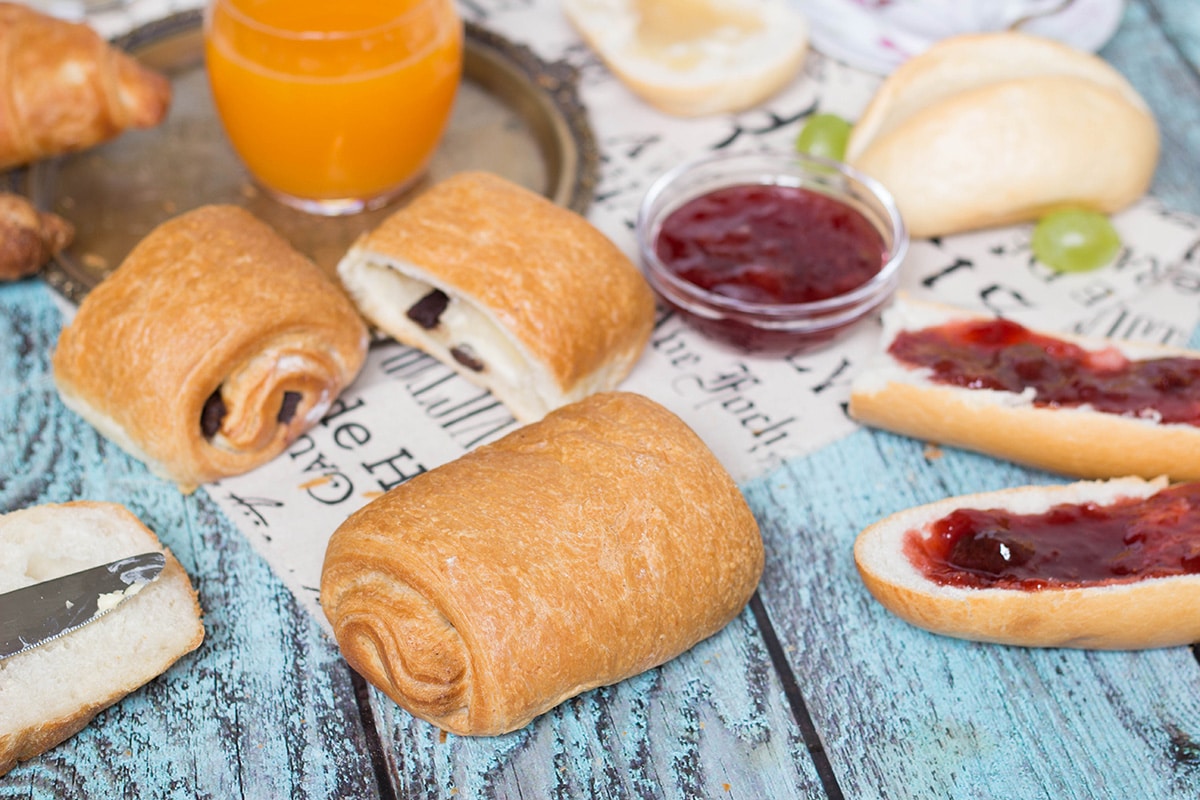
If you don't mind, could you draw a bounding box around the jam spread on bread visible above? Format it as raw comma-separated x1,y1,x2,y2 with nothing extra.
889,318,1200,425
905,482,1200,589
654,183,886,305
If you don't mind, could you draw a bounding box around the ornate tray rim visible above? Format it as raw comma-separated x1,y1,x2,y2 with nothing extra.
28,9,600,304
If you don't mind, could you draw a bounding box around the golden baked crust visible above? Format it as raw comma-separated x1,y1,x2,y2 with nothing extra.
0,2,171,170
0,192,73,280
845,31,1158,238
846,31,1151,163
52,205,369,492
854,477,1200,649
339,171,655,421
850,379,1200,482
320,391,763,736
849,296,1200,482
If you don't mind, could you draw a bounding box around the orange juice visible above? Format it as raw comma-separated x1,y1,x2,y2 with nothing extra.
204,0,463,214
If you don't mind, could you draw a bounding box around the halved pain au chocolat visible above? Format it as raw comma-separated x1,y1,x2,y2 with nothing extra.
199,388,304,439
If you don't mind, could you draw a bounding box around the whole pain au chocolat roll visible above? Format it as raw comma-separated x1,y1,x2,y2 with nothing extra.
53,205,369,492
320,391,764,736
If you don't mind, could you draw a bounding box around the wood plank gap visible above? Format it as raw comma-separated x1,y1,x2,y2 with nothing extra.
351,668,400,800
1143,0,1200,83
748,591,845,800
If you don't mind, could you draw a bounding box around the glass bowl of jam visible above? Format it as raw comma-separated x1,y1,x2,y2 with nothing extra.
636,150,908,354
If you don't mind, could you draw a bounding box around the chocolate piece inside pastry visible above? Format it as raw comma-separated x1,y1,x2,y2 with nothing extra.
336,171,656,422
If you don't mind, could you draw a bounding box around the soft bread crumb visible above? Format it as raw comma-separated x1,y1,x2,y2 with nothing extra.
562,0,809,116
0,502,204,775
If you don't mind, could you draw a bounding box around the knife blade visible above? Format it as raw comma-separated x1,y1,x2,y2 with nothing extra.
0,551,166,660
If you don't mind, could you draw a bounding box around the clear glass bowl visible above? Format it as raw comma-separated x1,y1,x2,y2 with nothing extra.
636,150,908,354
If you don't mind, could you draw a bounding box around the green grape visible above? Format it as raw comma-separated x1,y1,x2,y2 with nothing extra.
1030,208,1122,273
795,113,852,161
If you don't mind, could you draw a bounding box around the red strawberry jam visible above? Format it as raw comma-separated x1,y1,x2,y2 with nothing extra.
888,318,1200,426
654,183,886,306
905,482,1200,590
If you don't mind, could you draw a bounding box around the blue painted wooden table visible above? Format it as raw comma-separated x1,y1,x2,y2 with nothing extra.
3,1,1200,797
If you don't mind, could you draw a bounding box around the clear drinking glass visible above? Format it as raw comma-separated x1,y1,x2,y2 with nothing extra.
204,0,463,216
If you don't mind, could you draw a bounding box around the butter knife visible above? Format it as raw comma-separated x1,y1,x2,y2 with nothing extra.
0,552,166,660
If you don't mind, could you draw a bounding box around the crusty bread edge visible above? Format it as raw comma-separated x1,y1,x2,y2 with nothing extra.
53,375,198,492
846,31,1150,162
580,39,808,117
848,76,1158,238
0,503,204,775
560,0,808,117
848,296,1200,482
852,477,1200,649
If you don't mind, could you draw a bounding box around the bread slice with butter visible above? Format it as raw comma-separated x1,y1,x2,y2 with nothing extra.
0,501,204,776
562,0,809,116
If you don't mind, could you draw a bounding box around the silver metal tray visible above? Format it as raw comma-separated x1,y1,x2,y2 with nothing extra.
19,10,598,303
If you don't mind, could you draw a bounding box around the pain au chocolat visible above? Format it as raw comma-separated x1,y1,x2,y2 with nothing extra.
52,204,368,492
320,391,764,736
336,171,656,422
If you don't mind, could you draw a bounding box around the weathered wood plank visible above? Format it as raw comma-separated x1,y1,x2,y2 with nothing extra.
1142,0,1200,76
365,605,825,799
745,430,1200,799
1103,0,1200,216
0,280,380,799
738,6,1200,796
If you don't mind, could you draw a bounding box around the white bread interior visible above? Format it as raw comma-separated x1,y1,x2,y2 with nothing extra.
0,502,204,775
845,31,1159,238
853,476,1200,649
337,172,655,424
849,295,1200,482
339,249,588,423
561,0,809,116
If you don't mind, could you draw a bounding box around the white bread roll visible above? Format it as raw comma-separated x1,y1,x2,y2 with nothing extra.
561,0,809,116
849,295,1200,482
845,32,1159,238
0,502,204,775
854,476,1200,649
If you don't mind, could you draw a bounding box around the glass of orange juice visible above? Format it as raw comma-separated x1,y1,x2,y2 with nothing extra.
204,0,463,215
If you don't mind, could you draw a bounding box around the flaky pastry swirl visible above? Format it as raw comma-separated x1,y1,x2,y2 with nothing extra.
320,392,764,736
52,205,368,492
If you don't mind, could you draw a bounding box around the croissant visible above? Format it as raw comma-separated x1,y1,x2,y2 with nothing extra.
0,2,171,170
52,205,369,492
0,192,73,280
321,391,765,736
